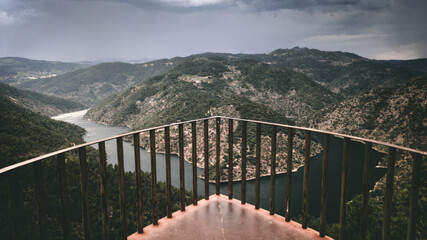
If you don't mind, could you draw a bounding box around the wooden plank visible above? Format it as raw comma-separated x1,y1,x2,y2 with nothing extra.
204,120,209,200
98,141,110,239
216,118,220,195
116,137,127,239
407,154,422,240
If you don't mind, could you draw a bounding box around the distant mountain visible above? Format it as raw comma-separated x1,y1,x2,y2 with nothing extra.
0,82,85,116
193,47,423,98
17,58,183,106
303,76,426,151
0,57,89,86
378,58,427,73
0,95,85,166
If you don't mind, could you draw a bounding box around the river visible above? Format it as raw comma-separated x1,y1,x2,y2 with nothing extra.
53,110,386,223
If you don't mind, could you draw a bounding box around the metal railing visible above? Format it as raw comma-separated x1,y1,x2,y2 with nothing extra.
0,116,425,240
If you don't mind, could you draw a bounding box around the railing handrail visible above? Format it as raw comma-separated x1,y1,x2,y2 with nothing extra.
1,115,425,175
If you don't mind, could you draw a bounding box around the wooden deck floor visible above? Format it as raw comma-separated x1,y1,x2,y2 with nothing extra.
128,194,333,240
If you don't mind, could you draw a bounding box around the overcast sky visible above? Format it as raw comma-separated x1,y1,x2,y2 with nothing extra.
1,0,426,62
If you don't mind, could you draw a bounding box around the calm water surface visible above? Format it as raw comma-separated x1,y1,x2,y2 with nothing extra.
54,110,386,223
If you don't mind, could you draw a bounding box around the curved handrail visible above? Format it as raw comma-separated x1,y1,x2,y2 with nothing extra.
1,115,425,175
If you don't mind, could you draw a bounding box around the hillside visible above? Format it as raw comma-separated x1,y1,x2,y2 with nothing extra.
194,47,423,98
303,77,426,151
0,95,85,167
16,58,183,106
86,57,340,180
0,82,85,116
379,58,427,73
302,78,427,239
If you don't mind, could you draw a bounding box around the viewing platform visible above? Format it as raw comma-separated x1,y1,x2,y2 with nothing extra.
129,194,330,240
1,116,425,240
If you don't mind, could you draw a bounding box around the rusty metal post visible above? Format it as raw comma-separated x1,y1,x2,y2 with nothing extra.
165,127,172,217
241,121,247,204
228,119,233,199
255,123,261,209
150,130,159,225
192,122,198,205
98,142,110,240
133,134,143,232
407,153,422,240
359,142,372,240
57,153,70,240
285,128,293,222
338,138,350,240
302,131,311,229
7,170,22,240
34,161,47,240
382,147,396,240
319,134,329,237
116,137,127,239
79,146,92,240
216,118,221,195
269,125,277,215
178,124,186,210
204,120,209,200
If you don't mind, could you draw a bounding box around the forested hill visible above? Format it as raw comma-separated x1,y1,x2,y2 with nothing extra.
16,58,183,106
0,95,85,167
193,47,423,98
0,82,85,116
86,57,340,129
303,76,426,151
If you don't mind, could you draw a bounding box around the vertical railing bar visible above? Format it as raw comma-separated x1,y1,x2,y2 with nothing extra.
382,147,396,240
228,119,233,200
359,142,372,240
133,133,143,232
79,146,92,240
255,123,261,209
150,130,159,225
285,128,293,222
215,118,220,195
319,134,329,237
34,161,47,240
269,125,277,215
98,141,110,240
204,120,209,200
302,130,311,229
192,121,198,205
241,121,247,204
165,127,172,218
407,153,422,240
338,138,350,240
57,153,70,240
178,124,186,211
7,170,22,240
116,137,127,239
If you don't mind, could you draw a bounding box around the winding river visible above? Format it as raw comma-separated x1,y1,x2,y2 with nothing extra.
53,110,386,223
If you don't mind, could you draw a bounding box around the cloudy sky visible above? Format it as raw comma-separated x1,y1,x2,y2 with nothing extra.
1,0,426,62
